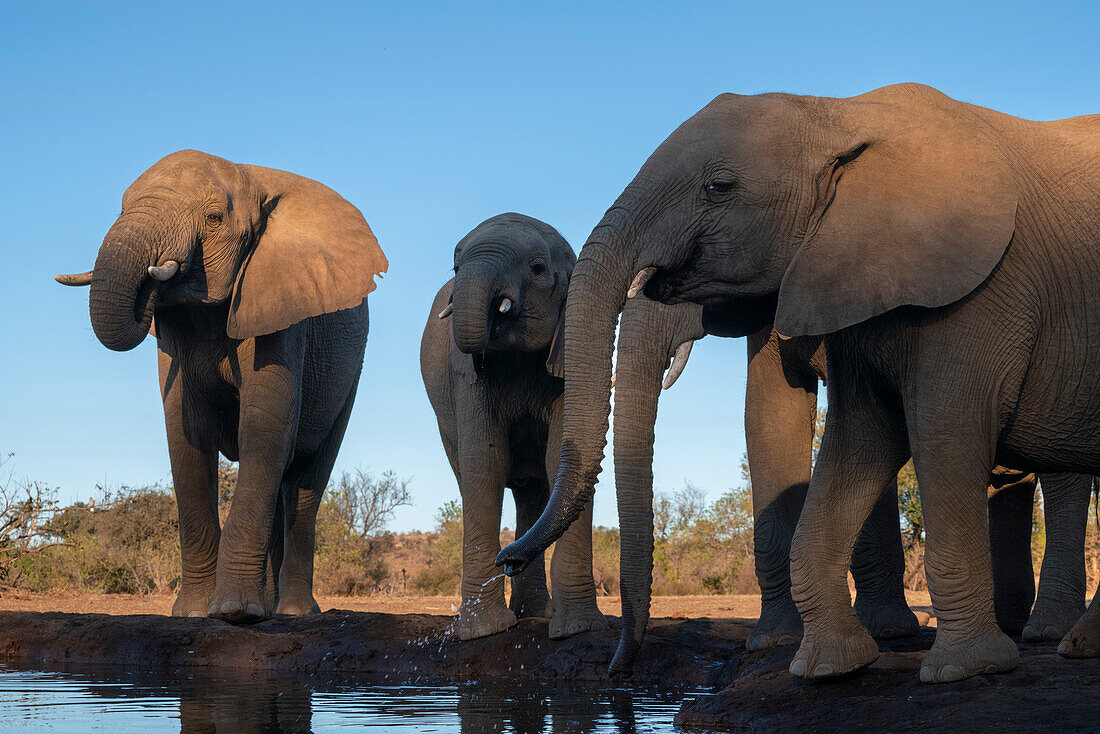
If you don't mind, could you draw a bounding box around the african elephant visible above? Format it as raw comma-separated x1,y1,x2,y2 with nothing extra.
499,83,1100,682
420,213,605,640
56,150,386,622
610,298,1093,672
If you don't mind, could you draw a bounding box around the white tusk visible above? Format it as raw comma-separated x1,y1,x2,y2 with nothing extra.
147,261,180,281
55,271,93,286
438,302,454,319
610,373,616,389
627,267,657,298
662,340,694,390
498,297,512,314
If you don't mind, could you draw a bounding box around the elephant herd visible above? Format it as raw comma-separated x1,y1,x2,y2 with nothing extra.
57,83,1099,686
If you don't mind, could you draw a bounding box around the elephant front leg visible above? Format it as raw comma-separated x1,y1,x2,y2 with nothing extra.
1059,587,1100,659
160,351,220,618
789,384,908,680
452,435,515,640
509,481,552,619
207,359,300,623
1024,473,1090,641
987,471,1037,635
851,478,920,639
912,436,1019,683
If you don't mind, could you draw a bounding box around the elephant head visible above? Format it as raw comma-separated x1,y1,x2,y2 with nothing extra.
57,149,387,351
441,213,575,373
498,84,1017,608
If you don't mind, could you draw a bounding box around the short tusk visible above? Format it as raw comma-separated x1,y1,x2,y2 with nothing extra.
662,340,694,390
55,271,93,287
627,267,657,298
610,373,616,389
498,297,512,314
438,302,454,319
147,261,180,281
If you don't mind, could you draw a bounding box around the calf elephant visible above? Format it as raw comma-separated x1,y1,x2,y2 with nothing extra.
420,213,605,640
57,150,386,622
500,83,1100,682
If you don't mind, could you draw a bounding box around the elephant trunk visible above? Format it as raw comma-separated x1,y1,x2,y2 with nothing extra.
608,299,676,675
497,216,633,572
451,261,501,354
89,220,163,351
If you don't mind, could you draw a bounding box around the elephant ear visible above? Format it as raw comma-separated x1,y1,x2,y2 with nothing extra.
773,97,1018,338
542,226,575,379
545,298,566,378
701,293,777,338
227,165,388,340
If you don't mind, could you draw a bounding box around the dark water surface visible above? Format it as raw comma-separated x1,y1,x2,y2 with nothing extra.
0,664,704,732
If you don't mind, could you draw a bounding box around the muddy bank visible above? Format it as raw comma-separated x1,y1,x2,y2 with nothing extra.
0,609,750,687
676,629,1100,732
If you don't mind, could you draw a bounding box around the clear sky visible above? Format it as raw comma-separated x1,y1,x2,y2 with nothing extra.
2,1,1097,532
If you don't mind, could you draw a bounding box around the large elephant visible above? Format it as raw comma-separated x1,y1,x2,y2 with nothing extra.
56,150,386,622
420,213,605,640
499,83,1100,682
611,298,1093,672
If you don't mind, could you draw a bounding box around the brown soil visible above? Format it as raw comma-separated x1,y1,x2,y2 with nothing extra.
2,592,1095,732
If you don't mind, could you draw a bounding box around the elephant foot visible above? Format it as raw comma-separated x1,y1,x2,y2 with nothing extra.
549,599,607,640
855,595,920,639
206,584,272,624
509,587,552,619
1058,607,1100,658
789,622,878,680
452,601,517,640
1022,600,1085,642
171,587,213,618
275,585,321,616
747,601,803,651
919,625,1018,683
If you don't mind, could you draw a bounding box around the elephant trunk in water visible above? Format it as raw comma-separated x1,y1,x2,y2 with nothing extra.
451,260,501,354
497,215,632,571
89,219,165,352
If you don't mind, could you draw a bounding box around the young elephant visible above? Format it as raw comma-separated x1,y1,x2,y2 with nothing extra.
500,83,1100,682
57,150,387,622
420,213,605,640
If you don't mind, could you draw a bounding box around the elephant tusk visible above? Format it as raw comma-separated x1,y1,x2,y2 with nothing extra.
610,373,616,389
438,302,454,319
776,331,793,341
663,340,694,390
627,266,657,298
147,261,180,281
498,297,512,314
55,271,93,286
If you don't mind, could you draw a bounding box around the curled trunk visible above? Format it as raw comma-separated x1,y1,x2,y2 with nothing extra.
89,221,160,352
451,262,499,354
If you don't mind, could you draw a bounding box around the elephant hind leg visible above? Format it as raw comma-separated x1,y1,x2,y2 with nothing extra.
1059,589,1100,658
988,471,1037,636
1024,473,1090,641
276,385,360,616
852,478,920,639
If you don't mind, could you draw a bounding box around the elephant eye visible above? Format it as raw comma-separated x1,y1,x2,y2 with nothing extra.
206,212,224,225
705,180,736,197
531,262,547,276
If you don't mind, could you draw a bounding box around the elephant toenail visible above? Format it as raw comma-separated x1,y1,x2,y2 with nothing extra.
939,664,963,682
812,664,834,677
789,660,806,677
188,611,205,618
246,603,264,616
919,666,934,683
777,634,798,645
1058,640,1071,656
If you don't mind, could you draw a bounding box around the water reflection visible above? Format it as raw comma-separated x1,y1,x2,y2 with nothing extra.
0,664,690,733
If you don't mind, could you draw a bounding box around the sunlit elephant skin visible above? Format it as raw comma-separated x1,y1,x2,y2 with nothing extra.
609,299,918,674
57,150,387,623
420,213,605,640
499,84,1100,683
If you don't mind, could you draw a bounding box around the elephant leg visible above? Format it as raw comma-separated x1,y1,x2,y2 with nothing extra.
987,470,1037,635
453,418,515,640
276,385,358,616
789,379,907,680
1059,585,1100,658
911,436,1018,683
509,480,552,618
160,350,219,618
851,478,919,639
1024,473,1090,641
207,343,301,623
744,329,816,650
546,408,607,639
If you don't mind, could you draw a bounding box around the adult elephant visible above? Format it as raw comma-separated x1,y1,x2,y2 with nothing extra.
500,83,1100,682
611,298,1093,673
56,150,387,622
421,213,605,640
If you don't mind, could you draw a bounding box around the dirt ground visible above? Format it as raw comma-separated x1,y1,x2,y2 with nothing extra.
3,591,1097,732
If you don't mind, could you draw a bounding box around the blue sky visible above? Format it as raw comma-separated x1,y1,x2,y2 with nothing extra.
1,1,1097,532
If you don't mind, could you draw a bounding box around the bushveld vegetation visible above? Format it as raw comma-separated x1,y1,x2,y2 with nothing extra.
1,452,1097,599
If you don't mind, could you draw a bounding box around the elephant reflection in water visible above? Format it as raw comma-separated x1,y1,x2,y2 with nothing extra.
178,677,312,734
456,683,643,734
